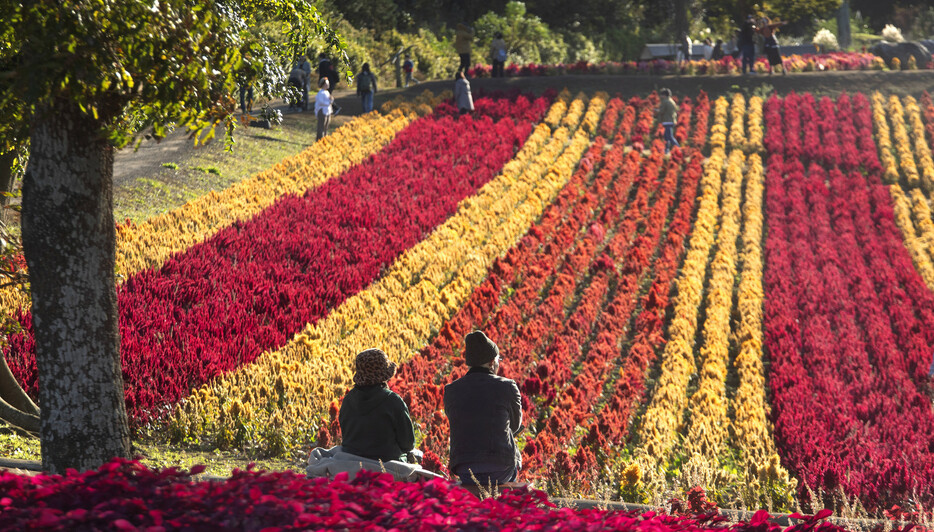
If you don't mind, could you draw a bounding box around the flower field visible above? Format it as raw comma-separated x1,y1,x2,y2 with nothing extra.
466,51,909,78
4,81,934,518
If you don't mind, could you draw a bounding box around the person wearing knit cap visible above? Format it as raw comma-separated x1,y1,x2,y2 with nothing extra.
339,348,416,463
443,331,523,488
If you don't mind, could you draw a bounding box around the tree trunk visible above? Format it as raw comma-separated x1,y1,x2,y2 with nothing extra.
21,100,130,474
0,150,15,208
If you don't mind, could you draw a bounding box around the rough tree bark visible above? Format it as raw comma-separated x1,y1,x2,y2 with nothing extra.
21,100,130,473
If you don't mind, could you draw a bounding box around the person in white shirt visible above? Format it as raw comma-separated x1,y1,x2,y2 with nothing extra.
315,77,334,141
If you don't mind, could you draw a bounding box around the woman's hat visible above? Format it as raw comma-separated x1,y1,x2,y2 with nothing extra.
353,348,398,386
464,331,500,367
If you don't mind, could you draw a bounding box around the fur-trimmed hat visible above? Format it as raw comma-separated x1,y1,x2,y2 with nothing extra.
353,348,397,386
464,331,500,367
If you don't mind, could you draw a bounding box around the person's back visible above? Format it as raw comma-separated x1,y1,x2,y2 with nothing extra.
340,385,413,462
339,349,416,463
453,72,474,113
740,19,756,45
454,24,474,54
443,331,522,487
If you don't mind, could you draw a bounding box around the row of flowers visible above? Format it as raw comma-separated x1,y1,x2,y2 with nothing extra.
165,91,601,454
465,52,898,78
0,459,857,531
0,109,419,318
871,92,934,290
315,93,711,493
4,91,553,427
763,91,934,510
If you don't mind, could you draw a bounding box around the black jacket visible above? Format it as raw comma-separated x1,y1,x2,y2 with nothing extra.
339,384,415,462
443,367,522,472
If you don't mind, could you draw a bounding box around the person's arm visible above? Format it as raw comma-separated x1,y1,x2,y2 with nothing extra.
394,395,416,453
509,382,522,435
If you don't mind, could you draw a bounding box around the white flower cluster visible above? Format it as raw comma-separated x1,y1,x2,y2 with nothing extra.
812,28,839,50
881,24,905,43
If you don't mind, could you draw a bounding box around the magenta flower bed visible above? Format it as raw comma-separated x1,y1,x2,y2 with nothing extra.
762,92,934,509
0,459,854,531
3,93,551,426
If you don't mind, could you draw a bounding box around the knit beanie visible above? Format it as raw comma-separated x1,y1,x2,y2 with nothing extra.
353,348,398,386
464,331,499,367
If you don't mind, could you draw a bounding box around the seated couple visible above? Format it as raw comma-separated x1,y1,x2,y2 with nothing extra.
332,331,523,489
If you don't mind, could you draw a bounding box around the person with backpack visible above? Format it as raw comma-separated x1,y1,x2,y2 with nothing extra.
356,63,378,114
402,54,417,88
490,32,507,78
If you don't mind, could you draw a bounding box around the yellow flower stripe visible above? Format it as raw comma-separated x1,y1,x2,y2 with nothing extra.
903,96,934,192
631,146,725,471
886,94,921,188
909,189,934,270
0,110,415,318
683,149,744,463
544,89,574,127
871,92,901,185
379,89,451,116
728,153,784,473
745,96,764,153
728,93,746,149
167,93,604,453
890,186,934,289
708,96,730,150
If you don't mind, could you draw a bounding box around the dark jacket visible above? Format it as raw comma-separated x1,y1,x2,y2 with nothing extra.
443,367,522,472
339,384,416,462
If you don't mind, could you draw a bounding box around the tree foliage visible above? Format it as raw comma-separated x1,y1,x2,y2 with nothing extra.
0,0,349,148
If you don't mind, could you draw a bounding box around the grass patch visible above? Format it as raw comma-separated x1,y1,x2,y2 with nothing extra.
114,109,320,224
0,424,303,478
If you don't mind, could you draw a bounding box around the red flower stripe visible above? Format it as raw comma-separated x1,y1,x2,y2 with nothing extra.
763,92,934,510
524,151,704,484
0,459,857,531
4,94,551,425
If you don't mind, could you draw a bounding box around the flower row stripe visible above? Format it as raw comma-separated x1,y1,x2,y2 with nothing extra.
166,94,602,452
632,145,725,472
0,111,416,316
764,92,934,510
682,149,744,463
726,152,778,467
6,93,552,425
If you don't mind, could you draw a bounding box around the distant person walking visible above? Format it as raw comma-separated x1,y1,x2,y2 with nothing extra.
402,54,417,87
678,33,693,66
711,39,725,60
356,63,378,113
454,71,474,114
739,14,758,74
454,23,474,74
444,331,522,489
761,19,786,75
490,32,507,78
657,88,679,154
318,54,341,115
288,56,310,110
315,77,334,141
